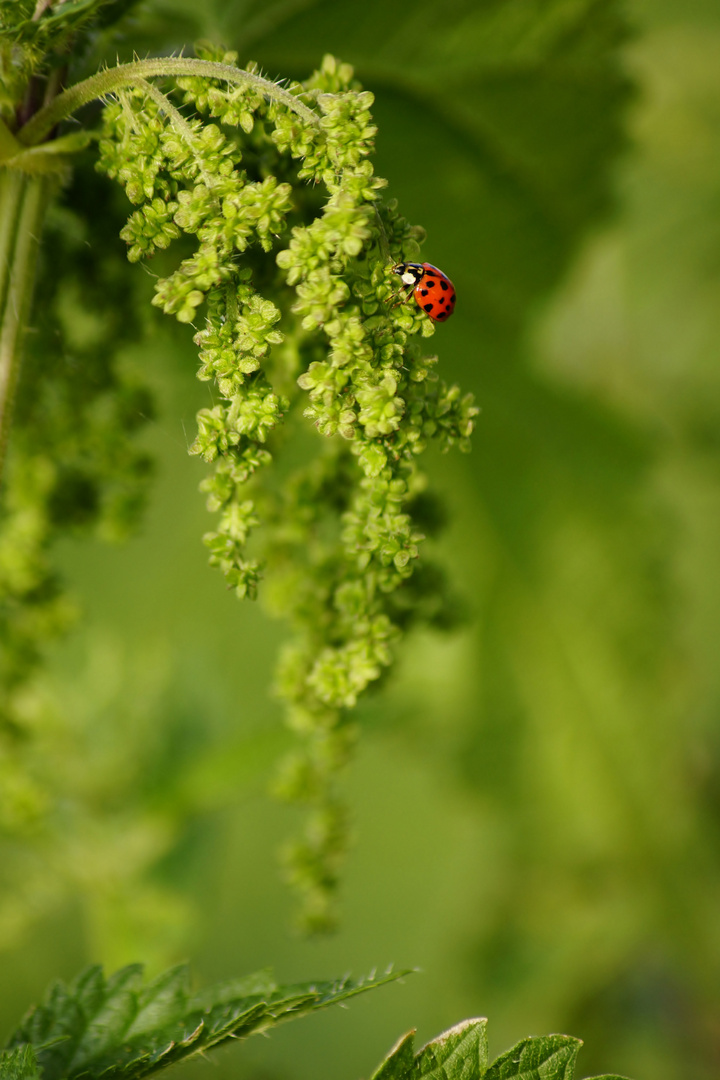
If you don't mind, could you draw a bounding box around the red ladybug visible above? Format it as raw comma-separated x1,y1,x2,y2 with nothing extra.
392,261,456,322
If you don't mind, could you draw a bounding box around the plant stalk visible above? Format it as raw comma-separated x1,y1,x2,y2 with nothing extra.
0,171,50,483
0,171,24,314
17,58,319,147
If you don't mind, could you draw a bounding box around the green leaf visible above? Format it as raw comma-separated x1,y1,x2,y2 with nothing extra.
368,1024,634,1080
0,1047,41,1080
370,1021,489,1080
0,118,22,164
484,1035,581,1080
414,1019,489,1080
2,132,93,175
3,963,408,1080
370,1031,416,1080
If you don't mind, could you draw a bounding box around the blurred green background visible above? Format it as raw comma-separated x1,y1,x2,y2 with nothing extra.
3,1,720,1078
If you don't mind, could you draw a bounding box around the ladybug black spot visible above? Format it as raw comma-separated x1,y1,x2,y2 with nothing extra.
451,293,456,303
425,278,436,287
423,303,434,313
440,279,449,290
420,289,429,296
436,311,448,320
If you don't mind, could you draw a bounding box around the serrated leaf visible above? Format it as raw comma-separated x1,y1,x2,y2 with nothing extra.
368,1024,636,1080
187,969,276,1011
67,967,145,1074
369,1020,489,1080
485,1036,581,1080
124,966,190,1040
369,1031,416,1080
414,1019,488,1080
4,963,408,1080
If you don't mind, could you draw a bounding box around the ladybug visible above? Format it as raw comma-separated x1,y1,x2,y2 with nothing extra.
391,261,456,322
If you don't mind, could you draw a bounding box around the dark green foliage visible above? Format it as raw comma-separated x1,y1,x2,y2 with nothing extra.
1,963,406,1080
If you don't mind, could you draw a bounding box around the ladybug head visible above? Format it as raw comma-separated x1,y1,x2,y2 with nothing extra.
392,262,425,287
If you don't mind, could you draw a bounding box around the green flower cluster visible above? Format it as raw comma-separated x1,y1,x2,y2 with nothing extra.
98,49,477,930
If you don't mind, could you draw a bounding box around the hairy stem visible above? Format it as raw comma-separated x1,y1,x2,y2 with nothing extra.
0,173,50,482
135,78,216,189
17,58,320,147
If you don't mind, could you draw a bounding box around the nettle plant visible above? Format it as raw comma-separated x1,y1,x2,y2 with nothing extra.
2,6,477,931
0,3,632,1078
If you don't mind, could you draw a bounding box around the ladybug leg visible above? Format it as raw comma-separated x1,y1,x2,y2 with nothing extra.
387,284,414,310
377,288,411,337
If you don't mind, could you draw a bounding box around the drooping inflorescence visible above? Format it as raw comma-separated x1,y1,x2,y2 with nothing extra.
96,47,478,930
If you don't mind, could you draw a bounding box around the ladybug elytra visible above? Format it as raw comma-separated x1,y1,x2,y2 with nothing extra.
391,261,456,322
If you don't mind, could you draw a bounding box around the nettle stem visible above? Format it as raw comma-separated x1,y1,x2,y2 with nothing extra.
0,171,49,480
134,77,216,189
17,58,320,147
0,171,23,311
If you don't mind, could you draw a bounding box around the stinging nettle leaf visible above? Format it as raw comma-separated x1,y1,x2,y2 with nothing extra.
369,1031,416,1080
367,1023,636,1080
3,963,408,1080
414,1019,489,1080
67,967,145,1074
124,965,191,1040
484,1035,581,1080
369,1020,489,1080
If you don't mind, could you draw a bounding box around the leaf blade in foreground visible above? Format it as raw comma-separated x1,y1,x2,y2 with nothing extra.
3,963,408,1080
368,1024,635,1080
